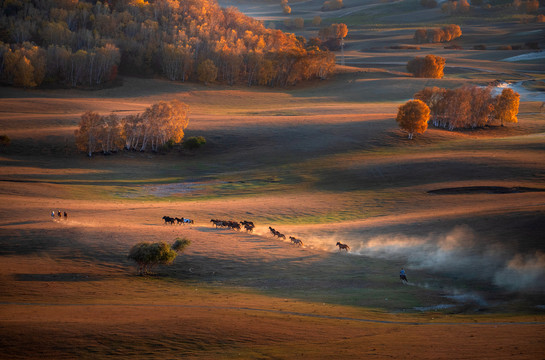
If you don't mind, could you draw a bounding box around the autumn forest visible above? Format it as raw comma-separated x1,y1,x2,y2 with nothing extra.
0,0,337,88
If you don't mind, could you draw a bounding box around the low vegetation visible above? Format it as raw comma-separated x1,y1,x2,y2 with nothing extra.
183,136,207,150
128,238,191,275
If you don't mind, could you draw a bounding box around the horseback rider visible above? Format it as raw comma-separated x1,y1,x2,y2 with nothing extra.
400,268,408,283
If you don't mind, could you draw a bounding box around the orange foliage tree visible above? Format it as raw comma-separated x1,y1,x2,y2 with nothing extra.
75,101,189,156
395,100,431,139
414,25,462,43
407,55,446,78
414,86,519,130
1,0,334,88
493,88,520,126
75,111,103,157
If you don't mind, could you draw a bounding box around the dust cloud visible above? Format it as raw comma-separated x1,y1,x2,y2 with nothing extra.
279,225,545,293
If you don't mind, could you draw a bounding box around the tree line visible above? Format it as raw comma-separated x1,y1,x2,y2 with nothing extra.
75,100,189,156
414,85,520,130
414,25,462,44
395,86,520,139
0,0,336,88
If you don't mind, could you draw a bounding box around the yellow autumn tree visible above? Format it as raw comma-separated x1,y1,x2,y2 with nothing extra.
396,100,431,139
197,59,218,85
75,111,102,156
407,54,446,78
493,88,520,126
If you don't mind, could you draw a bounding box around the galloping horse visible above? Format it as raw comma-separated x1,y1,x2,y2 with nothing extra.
289,236,303,246
336,242,350,252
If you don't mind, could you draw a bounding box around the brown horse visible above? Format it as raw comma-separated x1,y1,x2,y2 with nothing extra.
336,242,350,251
289,236,303,246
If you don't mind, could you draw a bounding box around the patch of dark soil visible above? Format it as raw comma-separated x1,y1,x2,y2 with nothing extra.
428,186,545,195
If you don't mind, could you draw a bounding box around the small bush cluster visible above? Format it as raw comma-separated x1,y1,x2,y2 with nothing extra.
183,136,207,150
128,238,191,275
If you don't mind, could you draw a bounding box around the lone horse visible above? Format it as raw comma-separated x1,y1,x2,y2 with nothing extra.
336,242,350,252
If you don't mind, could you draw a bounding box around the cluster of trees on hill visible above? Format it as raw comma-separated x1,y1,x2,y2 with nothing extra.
441,0,471,15
414,25,462,44
407,55,446,78
75,100,189,156
322,0,343,11
414,86,520,130
422,0,543,18
317,23,348,50
0,0,336,88
396,86,520,138
513,0,540,13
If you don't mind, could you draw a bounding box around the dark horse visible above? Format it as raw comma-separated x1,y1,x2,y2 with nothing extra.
336,242,350,252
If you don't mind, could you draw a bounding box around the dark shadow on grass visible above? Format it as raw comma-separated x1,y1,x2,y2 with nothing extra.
15,273,103,282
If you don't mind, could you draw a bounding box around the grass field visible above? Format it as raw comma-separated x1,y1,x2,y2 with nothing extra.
1,1,545,358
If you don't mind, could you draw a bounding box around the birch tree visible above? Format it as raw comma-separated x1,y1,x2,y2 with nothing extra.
75,111,102,156
493,88,520,126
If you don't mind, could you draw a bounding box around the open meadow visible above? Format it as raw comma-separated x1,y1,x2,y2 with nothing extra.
1,0,545,358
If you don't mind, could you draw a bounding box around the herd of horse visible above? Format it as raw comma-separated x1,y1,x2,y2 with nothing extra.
161,216,351,251
210,219,255,232
162,215,194,225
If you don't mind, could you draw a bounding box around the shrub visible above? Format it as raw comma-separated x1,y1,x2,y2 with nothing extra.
183,136,206,150
172,238,191,252
128,242,178,275
0,134,11,147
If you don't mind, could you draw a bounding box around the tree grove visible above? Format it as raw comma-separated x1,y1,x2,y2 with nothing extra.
75,100,189,156
414,85,520,130
0,0,335,88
